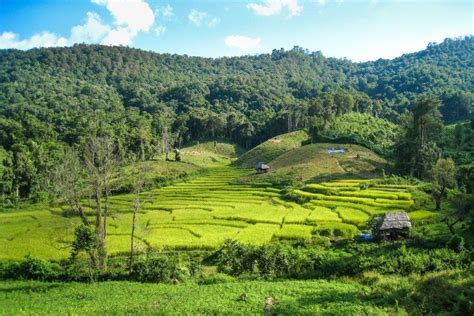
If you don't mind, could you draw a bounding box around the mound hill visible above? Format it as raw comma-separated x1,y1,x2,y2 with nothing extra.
180,140,245,167
234,131,308,168
238,142,387,185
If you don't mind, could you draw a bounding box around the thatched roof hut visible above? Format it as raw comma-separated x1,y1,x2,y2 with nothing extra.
375,212,411,240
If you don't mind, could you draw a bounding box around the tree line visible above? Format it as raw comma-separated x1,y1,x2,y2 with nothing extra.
0,36,472,202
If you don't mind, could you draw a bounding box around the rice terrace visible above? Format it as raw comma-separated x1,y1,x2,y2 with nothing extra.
0,1,473,315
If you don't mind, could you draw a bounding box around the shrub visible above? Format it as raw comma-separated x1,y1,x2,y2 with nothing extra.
0,261,20,280
447,234,465,252
358,246,468,276
216,239,256,276
17,255,63,281
131,255,191,283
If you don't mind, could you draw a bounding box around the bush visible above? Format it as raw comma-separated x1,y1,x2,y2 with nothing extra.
217,239,256,276
447,234,465,252
2,255,64,281
130,255,192,283
0,261,20,280
358,245,468,276
216,240,355,279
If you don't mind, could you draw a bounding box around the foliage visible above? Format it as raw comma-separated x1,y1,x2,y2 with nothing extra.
0,255,63,281
216,241,469,279
395,95,444,179
429,158,457,210
0,37,472,201
130,254,193,283
324,113,398,154
441,119,474,193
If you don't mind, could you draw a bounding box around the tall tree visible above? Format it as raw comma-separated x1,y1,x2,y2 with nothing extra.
395,96,443,179
430,158,457,210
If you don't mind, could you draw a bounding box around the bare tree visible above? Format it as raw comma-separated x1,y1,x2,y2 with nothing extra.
50,147,89,225
83,136,119,271
50,147,99,271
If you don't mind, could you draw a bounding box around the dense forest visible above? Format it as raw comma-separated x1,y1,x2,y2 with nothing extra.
0,36,472,201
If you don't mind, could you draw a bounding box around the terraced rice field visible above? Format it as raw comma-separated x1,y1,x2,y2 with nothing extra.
0,165,437,260
295,180,437,230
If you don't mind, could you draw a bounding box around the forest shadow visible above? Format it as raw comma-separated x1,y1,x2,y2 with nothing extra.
0,282,63,293
273,288,394,314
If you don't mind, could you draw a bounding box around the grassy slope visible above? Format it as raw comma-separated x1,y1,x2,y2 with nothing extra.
233,130,308,168
238,142,387,184
180,139,246,167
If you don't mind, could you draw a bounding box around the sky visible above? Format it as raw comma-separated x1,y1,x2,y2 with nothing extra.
0,0,472,62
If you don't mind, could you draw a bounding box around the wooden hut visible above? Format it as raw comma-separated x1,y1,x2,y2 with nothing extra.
374,212,411,240
255,162,270,173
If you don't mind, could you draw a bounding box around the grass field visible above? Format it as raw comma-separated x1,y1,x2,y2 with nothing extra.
0,279,417,315
2,267,470,315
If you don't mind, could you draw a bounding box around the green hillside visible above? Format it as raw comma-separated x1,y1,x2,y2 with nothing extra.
233,130,308,168
237,138,387,185
178,139,245,167
324,113,399,154
0,37,472,202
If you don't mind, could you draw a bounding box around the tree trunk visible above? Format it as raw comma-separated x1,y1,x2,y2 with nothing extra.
94,184,106,270
102,187,109,270
77,204,90,226
435,187,445,211
130,203,138,273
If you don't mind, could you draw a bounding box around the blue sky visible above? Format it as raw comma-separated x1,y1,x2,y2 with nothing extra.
0,0,472,61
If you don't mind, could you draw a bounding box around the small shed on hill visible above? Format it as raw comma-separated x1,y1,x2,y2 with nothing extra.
374,212,411,240
256,162,270,173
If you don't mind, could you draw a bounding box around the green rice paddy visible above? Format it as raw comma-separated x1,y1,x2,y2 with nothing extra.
0,157,428,261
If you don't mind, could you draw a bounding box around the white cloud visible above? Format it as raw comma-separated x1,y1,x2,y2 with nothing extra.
208,17,221,28
101,27,134,46
154,25,166,37
187,9,220,28
90,0,155,46
93,0,155,33
0,1,165,50
0,31,67,50
188,9,207,26
224,35,261,50
247,0,302,16
158,4,173,17
69,12,111,44
315,0,344,7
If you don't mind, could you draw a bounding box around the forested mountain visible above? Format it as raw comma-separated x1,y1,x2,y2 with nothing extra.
0,36,472,200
